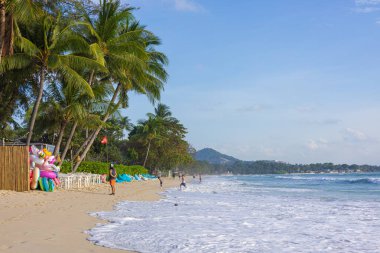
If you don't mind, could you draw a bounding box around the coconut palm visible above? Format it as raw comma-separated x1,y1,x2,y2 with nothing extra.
0,12,107,146
138,116,162,167
0,0,40,61
49,74,111,161
71,0,168,171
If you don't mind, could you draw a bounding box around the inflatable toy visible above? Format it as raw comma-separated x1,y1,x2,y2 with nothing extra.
30,146,39,156
30,155,44,165
40,170,57,179
43,148,52,157
48,179,55,192
36,162,60,172
50,164,60,172
38,151,45,159
46,156,56,164
42,177,49,191
38,178,44,191
30,168,40,190
53,177,60,187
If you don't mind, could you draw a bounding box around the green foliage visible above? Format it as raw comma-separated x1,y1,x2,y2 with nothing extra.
0,1,191,173
60,161,148,175
128,103,192,170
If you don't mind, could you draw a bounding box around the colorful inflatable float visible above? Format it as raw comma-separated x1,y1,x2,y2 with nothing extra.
29,145,60,192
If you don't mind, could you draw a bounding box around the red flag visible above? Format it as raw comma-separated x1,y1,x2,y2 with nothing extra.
101,136,108,144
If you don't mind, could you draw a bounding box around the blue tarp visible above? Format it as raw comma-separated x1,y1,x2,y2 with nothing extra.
115,174,156,183
116,174,133,183
143,174,157,179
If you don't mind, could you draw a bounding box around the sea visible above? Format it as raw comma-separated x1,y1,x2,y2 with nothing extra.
88,173,380,253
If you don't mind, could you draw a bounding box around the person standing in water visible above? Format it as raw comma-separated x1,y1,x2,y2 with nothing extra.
180,174,186,190
199,174,202,183
157,170,163,189
109,164,117,195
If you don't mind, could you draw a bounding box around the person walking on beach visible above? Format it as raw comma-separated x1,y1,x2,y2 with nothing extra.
158,176,163,189
180,174,186,190
109,164,117,195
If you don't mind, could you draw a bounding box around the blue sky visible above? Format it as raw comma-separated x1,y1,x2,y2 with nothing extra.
123,0,380,164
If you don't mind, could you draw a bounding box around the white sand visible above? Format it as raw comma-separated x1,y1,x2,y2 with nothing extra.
0,177,181,253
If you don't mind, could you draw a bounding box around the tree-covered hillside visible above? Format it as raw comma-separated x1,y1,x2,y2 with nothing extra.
180,149,380,175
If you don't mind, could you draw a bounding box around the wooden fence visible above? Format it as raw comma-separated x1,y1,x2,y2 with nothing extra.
0,146,30,192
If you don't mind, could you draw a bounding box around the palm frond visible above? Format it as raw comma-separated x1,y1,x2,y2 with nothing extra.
89,43,106,66
8,0,42,25
57,64,94,98
0,54,32,73
59,54,108,73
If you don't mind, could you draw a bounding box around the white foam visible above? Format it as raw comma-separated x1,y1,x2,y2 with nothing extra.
88,176,380,253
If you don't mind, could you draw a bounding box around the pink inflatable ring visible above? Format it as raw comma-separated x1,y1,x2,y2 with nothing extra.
39,170,57,179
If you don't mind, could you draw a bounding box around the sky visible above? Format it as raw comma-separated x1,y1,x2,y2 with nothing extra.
121,0,380,165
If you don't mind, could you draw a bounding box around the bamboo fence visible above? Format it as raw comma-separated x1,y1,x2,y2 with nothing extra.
0,146,30,192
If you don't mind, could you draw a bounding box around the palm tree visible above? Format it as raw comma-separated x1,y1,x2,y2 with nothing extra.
138,116,162,167
44,68,112,163
0,13,106,146
0,0,42,61
71,0,168,171
38,82,89,157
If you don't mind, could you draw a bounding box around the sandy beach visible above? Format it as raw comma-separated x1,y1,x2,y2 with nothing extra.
0,177,180,253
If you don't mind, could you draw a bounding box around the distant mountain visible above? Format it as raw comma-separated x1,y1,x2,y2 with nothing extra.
195,148,240,164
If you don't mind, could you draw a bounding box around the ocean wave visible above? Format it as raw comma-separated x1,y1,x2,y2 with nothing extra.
88,175,380,253
275,175,380,185
346,178,380,184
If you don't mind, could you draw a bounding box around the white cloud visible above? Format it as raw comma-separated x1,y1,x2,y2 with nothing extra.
306,139,329,151
344,128,368,141
353,0,380,12
355,0,380,5
168,0,203,12
354,7,380,12
376,19,380,25
307,140,319,150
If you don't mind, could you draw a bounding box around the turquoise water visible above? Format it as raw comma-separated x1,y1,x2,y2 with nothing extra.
89,173,380,253
241,172,380,201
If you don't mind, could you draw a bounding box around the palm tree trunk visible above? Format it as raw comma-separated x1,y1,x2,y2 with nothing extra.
72,83,122,172
0,7,13,58
26,67,45,146
71,117,109,172
143,140,151,167
66,71,96,160
59,121,77,166
72,130,95,160
0,0,5,61
53,119,68,156
3,12,13,56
